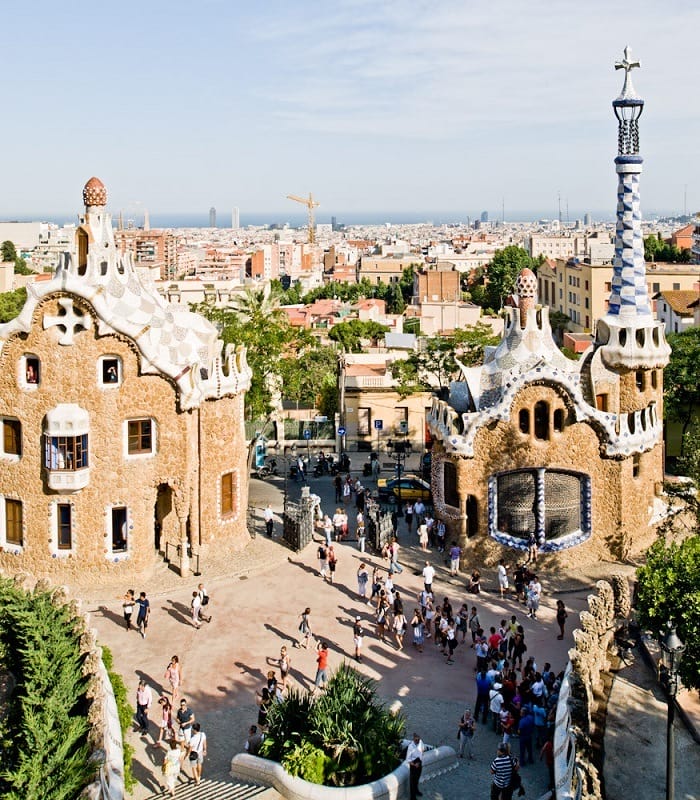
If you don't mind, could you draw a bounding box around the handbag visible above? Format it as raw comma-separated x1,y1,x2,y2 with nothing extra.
189,750,198,761
201,595,209,606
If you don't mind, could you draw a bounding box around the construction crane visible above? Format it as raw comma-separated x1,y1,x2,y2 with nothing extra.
286,192,320,244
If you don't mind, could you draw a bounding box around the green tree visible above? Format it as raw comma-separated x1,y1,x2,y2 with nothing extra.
665,328,700,451
636,535,700,690
549,309,571,341
0,288,27,323
483,246,538,310
391,323,499,396
328,320,389,353
1,241,32,275
1,240,17,262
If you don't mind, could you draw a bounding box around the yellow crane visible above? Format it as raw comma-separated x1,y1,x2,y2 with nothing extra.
286,192,320,244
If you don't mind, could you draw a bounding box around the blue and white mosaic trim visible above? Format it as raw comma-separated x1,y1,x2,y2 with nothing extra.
607,156,652,319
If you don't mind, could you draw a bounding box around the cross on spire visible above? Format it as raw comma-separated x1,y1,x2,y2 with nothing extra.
615,46,641,100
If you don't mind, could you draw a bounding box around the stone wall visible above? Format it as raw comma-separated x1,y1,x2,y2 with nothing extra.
0,293,250,582
553,576,631,800
430,379,662,565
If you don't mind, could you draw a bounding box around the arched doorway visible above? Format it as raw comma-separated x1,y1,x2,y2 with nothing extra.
466,495,478,538
154,483,173,552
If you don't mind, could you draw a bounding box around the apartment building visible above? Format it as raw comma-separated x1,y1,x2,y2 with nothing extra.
114,228,177,280
358,255,421,286
538,258,700,333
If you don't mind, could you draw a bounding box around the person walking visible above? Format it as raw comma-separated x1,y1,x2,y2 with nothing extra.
387,537,402,573
353,616,364,662
187,722,207,786
404,502,414,532
264,503,274,537
197,584,211,623
405,732,424,800
135,591,150,638
327,545,338,584
121,589,135,631
422,561,435,594
278,646,291,689
527,530,538,565
445,619,458,664
176,699,195,745
190,590,202,629
332,508,344,541
497,559,509,599
556,599,568,639
164,655,183,703
527,575,542,619
468,606,480,647
457,707,476,759
393,610,407,650
449,543,461,576
317,543,328,580
135,679,152,735
156,696,174,744
297,607,313,648
475,668,491,725
357,516,366,552
313,641,329,692
518,705,535,766
418,521,429,551
357,563,369,599
490,742,516,800
410,609,425,653
334,474,342,503
161,739,183,797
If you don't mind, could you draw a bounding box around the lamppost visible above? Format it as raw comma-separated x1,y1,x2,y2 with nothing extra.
386,434,411,518
660,624,685,800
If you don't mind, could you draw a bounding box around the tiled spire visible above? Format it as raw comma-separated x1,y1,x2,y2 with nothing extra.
596,48,670,371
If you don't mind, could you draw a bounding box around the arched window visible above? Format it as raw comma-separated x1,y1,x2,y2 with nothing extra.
534,401,549,440
489,468,591,551
518,408,530,434
443,462,459,508
553,408,564,433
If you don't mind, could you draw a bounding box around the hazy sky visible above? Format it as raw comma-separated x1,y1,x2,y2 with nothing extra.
2,0,698,219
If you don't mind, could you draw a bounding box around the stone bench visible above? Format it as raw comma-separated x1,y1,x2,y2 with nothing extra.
230,744,458,800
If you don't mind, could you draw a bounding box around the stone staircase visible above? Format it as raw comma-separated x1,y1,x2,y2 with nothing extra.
144,775,276,800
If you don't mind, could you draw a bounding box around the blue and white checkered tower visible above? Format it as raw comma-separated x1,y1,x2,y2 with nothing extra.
596,47,670,371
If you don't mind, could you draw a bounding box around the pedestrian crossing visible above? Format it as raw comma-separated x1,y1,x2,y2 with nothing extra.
144,776,272,799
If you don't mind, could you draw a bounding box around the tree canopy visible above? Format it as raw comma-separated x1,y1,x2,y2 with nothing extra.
194,292,339,421
0,288,27,323
471,246,540,311
1,240,32,275
328,319,389,353
664,327,700,449
643,234,691,264
390,322,500,397
636,534,700,690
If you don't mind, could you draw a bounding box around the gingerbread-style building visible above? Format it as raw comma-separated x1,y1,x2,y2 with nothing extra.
0,178,252,580
427,50,670,563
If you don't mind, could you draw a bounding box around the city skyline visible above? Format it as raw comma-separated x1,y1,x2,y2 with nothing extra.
1,1,698,218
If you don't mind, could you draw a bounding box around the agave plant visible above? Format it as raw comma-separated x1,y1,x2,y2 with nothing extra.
258,662,405,786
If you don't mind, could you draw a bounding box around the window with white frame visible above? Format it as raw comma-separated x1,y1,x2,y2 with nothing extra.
126,418,156,457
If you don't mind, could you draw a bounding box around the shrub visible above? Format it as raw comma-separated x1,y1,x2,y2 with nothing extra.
260,663,405,787
0,580,92,799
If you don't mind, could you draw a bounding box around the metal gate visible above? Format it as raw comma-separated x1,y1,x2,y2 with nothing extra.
283,492,315,552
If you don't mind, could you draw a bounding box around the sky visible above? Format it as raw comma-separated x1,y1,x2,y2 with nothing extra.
1,0,698,221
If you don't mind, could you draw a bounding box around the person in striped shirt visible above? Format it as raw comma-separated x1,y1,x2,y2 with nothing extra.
490,741,516,800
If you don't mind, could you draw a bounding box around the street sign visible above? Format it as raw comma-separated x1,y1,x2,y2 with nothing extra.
374,419,383,430
338,426,346,436
303,429,311,439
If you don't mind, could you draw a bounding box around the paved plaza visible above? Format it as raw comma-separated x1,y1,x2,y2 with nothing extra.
78,467,698,799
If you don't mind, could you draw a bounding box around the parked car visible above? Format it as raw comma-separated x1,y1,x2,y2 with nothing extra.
376,474,432,504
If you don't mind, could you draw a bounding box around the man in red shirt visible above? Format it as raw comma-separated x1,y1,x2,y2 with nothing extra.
487,626,503,655
313,641,329,692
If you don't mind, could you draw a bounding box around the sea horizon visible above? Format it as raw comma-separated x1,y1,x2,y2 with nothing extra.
0,208,688,229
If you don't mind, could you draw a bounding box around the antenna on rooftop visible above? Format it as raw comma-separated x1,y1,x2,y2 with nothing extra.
558,192,562,227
